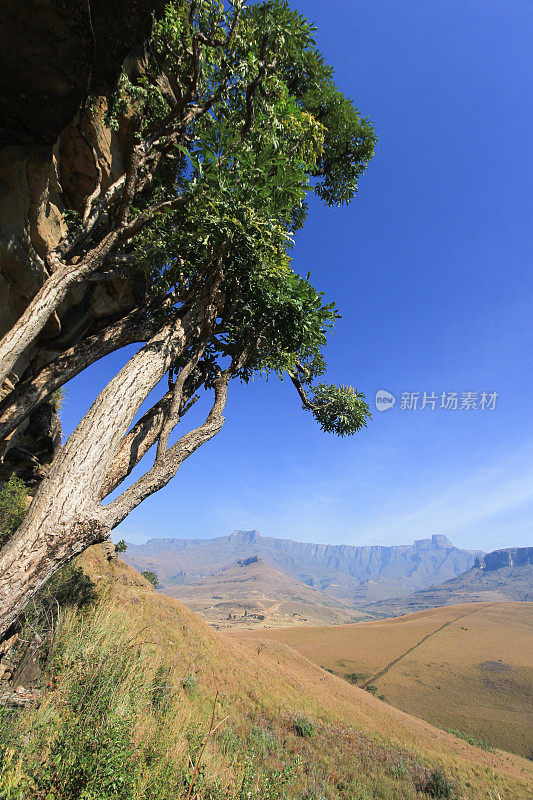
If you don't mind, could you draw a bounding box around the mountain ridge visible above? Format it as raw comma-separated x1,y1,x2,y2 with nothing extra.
363,546,533,616
122,530,482,604
162,555,366,629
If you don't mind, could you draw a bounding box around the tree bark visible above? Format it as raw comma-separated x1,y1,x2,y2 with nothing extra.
0,227,123,390
0,308,156,442
0,302,205,637
104,370,230,528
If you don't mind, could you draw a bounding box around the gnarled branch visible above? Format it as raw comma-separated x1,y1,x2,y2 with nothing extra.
0,308,156,443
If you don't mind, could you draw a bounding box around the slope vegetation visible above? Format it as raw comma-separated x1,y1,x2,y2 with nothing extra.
163,556,366,629
6,547,529,798
236,603,533,759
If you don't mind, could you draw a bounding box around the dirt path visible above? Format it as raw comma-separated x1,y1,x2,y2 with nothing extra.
360,603,497,689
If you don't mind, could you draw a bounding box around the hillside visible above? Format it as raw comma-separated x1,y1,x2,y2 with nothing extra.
123,530,481,603
163,556,367,629
236,602,533,759
365,547,533,616
55,546,533,800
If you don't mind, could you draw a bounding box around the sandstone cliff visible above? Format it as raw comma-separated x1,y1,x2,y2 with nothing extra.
0,0,161,484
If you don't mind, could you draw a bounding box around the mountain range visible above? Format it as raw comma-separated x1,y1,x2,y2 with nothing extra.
364,546,533,616
123,529,482,604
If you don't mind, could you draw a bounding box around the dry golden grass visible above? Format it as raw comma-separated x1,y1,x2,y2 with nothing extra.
163,557,365,629
235,602,533,759
73,546,533,799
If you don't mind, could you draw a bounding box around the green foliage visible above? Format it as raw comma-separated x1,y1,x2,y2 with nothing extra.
307,383,371,437
293,715,316,738
114,539,128,553
443,729,494,752
102,0,375,442
419,768,456,799
18,562,97,639
345,672,366,684
62,208,82,230
141,570,159,588
248,724,282,757
151,665,174,713
365,685,379,696
0,474,28,550
30,716,138,800
182,673,199,696
38,564,97,612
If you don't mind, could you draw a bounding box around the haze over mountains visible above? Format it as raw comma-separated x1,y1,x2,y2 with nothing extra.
164,555,367,628
123,529,481,604
366,547,533,616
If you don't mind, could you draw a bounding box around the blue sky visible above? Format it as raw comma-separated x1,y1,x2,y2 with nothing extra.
62,0,533,552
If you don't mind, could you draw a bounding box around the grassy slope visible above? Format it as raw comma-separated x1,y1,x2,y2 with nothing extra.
235,603,533,759
163,557,366,629
70,548,533,798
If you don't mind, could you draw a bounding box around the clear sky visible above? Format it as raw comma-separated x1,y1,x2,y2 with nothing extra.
62,0,533,552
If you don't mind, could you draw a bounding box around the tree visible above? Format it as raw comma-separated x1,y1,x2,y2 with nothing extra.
141,571,159,589
0,0,375,638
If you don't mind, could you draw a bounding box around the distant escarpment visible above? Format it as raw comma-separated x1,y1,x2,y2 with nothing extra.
365,546,533,617
122,530,481,604
475,547,533,571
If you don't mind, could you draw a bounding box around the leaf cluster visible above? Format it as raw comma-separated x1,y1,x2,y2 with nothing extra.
0,474,28,550
106,0,376,439
308,383,371,437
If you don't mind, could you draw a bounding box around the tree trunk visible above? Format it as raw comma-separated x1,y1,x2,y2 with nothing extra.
0,511,109,638
0,303,204,638
0,308,155,442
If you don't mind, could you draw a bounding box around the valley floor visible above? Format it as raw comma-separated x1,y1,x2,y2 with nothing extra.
234,601,533,760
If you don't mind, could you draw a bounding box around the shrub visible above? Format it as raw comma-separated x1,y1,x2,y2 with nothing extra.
141,570,159,588
345,672,366,684
151,665,173,713
444,728,493,752
115,539,128,553
420,767,456,798
365,684,378,695
182,673,198,695
294,715,316,738
16,562,97,659
31,716,138,800
40,563,97,610
218,726,242,755
0,474,28,549
249,724,281,756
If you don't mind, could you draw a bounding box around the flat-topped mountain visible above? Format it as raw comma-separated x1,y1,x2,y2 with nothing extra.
364,546,533,616
163,556,366,629
122,530,481,604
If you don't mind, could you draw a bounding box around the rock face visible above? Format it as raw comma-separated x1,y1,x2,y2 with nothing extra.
0,0,160,485
365,546,533,616
477,547,533,571
122,530,482,603
0,0,161,147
